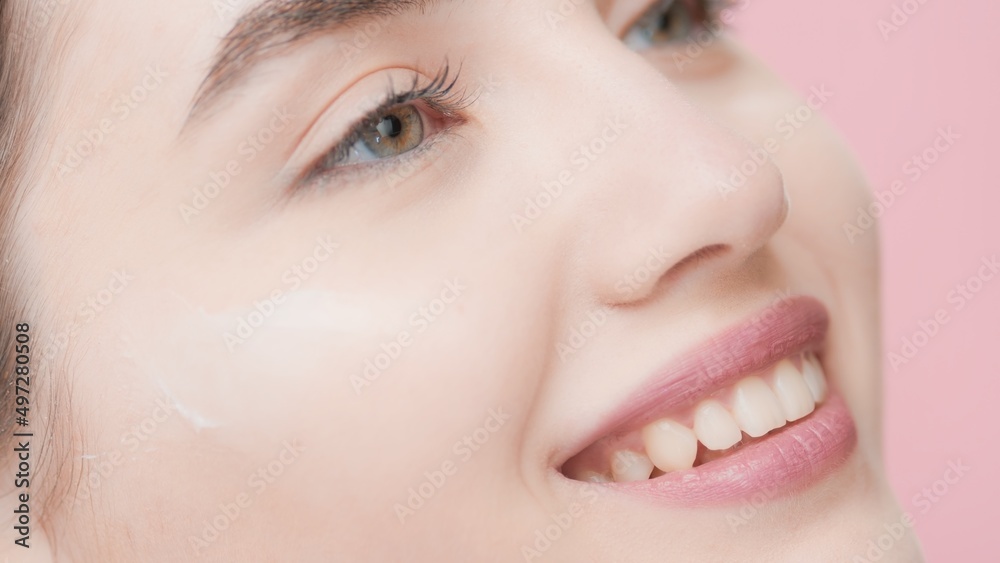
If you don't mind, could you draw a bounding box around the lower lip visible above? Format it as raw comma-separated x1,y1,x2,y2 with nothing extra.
607,394,856,505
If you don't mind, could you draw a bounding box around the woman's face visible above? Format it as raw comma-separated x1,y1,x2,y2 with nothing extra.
27,0,920,560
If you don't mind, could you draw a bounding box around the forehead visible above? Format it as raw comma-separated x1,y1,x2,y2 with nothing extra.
39,0,636,146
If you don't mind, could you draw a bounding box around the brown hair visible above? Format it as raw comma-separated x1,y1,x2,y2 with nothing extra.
0,0,71,538
0,3,42,433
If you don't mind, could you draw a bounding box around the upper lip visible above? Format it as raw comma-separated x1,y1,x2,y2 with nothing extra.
555,295,829,469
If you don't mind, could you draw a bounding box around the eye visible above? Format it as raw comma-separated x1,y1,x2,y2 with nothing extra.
624,0,717,50
300,64,470,186
321,103,426,170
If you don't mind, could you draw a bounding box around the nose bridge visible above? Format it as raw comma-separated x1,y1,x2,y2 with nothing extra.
542,31,788,305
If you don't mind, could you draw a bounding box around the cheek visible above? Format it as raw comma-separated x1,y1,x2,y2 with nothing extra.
779,125,877,256
97,272,540,470
109,289,444,451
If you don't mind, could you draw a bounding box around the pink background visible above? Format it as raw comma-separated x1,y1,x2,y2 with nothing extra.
734,2,999,560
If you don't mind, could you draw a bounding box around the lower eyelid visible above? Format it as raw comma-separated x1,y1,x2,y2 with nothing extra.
300,122,462,194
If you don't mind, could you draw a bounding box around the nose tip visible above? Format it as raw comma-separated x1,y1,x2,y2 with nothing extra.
574,97,790,306
603,152,788,305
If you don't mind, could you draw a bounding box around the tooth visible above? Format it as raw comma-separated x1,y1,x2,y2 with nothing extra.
579,471,611,483
802,355,828,402
771,360,816,421
692,400,742,451
610,450,654,482
641,418,698,472
731,376,786,438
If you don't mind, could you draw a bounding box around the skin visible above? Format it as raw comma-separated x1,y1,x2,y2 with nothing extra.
2,0,923,561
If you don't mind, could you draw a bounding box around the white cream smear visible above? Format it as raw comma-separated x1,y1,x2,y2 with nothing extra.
122,289,388,441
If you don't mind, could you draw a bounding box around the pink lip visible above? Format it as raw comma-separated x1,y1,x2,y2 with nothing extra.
615,395,856,504
558,296,857,504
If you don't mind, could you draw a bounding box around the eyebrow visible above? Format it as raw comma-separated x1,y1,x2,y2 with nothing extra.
187,0,439,125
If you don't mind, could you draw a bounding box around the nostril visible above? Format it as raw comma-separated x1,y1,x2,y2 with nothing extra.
662,244,729,282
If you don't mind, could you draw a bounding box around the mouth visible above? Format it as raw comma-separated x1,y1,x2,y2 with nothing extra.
557,297,857,504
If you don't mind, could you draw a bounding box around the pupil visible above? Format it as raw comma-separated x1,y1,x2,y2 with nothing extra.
658,13,672,32
377,115,403,140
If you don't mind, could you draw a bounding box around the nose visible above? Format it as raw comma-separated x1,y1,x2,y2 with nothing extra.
563,39,789,305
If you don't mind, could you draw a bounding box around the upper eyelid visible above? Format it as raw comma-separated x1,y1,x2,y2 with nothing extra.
621,0,727,48
297,92,473,192
618,0,678,37
305,65,471,175
278,68,448,185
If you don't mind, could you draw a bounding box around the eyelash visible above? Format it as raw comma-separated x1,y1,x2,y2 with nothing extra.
305,63,472,185
628,0,731,46
302,1,730,187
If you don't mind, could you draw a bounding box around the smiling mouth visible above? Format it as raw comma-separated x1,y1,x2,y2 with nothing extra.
562,353,829,482
555,297,857,504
